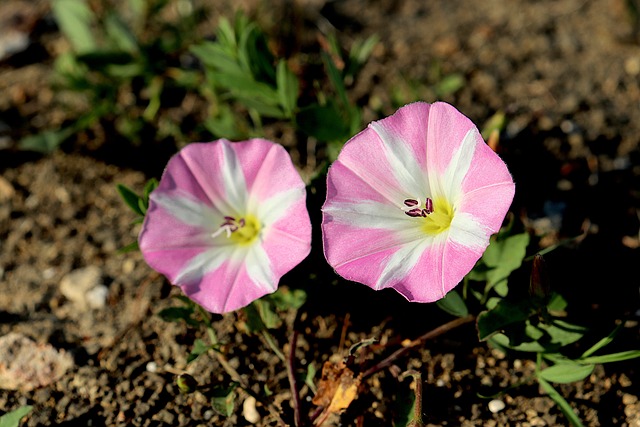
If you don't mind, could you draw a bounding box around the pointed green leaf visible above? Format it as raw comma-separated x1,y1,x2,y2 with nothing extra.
276,60,299,117
188,339,212,363
482,233,530,293
117,241,139,254
211,384,238,417
436,290,468,317
116,184,145,216
580,350,640,364
0,406,33,427
18,128,73,154
539,363,594,384
537,377,584,427
296,104,350,142
477,299,532,341
52,0,96,53
104,12,138,53
580,324,623,358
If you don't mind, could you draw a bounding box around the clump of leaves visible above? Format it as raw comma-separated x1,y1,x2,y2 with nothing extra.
22,0,207,153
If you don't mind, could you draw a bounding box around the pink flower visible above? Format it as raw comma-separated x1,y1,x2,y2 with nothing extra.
139,139,312,313
322,102,515,302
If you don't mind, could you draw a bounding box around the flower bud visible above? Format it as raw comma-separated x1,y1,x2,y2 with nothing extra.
176,373,198,394
529,254,550,299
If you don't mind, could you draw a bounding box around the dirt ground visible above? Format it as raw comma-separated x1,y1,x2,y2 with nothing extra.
1,0,639,426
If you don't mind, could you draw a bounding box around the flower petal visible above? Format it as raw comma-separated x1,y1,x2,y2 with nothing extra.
322,102,515,303
139,139,312,313
179,249,274,314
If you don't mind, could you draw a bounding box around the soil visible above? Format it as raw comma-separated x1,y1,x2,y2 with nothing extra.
1,0,639,426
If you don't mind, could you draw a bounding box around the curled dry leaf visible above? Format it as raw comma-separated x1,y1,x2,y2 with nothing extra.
312,360,362,425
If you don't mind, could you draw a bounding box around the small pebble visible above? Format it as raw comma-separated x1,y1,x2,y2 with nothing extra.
59,266,102,311
488,399,506,413
242,396,260,423
146,362,158,373
86,285,109,309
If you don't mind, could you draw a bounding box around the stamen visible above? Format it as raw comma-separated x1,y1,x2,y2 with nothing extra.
402,197,435,218
405,208,424,218
424,198,434,215
212,216,244,239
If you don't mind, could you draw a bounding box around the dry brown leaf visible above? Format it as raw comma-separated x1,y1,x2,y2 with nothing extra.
312,360,362,425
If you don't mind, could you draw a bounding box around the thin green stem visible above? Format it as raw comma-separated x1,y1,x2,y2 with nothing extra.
262,329,286,362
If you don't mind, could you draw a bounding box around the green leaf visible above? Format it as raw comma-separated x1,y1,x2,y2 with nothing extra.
482,233,530,294
537,377,584,427
268,287,306,311
546,292,568,312
104,12,139,53
322,52,349,110
394,380,417,427
243,302,267,333
0,406,33,427
116,184,145,216
276,60,299,117
187,339,212,363
210,384,238,417
158,307,199,327
434,73,465,97
539,363,594,384
348,35,379,70
296,104,350,142
543,319,587,348
580,350,640,364
580,323,623,358
18,128,73,154
204,111,244,140
436,290,469,317
305,363,317,394
190,43,245,77
117,241,139,254
490,333,546,353
143,178,159,199
254,299,281,330
481,111,506,141
52,0,97,53
477,299,532,341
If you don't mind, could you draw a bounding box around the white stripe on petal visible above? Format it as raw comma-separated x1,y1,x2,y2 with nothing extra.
429,128,477,204
374,239,431,290
443,129,477,203
449,211,491,250
323,200,407,229
219,140,249,213
174,246,229,284
256,188,306,226
245,244,276,292
370,121,428,197
152,192,219,228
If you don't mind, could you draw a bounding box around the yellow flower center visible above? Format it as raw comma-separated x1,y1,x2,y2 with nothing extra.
229,214,261,245
212,214,261,246
421,198,454,235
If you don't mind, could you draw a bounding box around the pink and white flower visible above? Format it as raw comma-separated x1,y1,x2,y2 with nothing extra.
322,102,515,302
139,139,312,313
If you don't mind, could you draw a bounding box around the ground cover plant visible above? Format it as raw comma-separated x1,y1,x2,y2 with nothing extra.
1,1,639,426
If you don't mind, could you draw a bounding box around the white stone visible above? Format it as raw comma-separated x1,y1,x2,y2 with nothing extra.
0,332,74,391
86,285,108,309
488,399,506,413
243,395,260,423
59,266,102,311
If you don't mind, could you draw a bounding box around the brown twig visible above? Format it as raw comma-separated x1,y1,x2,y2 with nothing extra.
362,314,476,378
287,330,302,427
